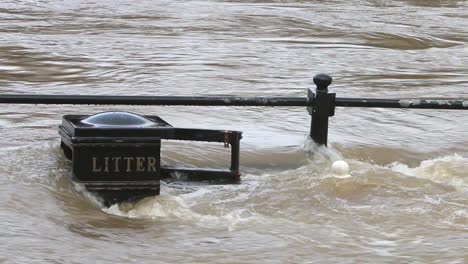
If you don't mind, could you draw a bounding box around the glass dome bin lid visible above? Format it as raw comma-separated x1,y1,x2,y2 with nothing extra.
81,112,157,128
59,112,174,138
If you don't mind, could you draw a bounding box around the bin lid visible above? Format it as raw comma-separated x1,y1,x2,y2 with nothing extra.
81,112,157,128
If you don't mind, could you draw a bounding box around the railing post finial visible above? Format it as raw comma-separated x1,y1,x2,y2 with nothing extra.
313,74,332,91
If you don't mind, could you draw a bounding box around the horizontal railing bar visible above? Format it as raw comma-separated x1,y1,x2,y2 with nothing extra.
0,94,467,110
335,98,468,110
0,94,310,107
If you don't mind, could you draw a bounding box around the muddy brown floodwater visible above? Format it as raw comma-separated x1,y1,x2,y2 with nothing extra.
0,0,467,263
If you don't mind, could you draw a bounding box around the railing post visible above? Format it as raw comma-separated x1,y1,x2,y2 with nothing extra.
229,132,241,181
308,74,335,146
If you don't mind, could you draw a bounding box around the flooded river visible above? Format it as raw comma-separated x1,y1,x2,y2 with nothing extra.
0,0,467,263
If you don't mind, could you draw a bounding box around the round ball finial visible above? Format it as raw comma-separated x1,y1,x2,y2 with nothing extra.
313,74,332,91
331,160,350,179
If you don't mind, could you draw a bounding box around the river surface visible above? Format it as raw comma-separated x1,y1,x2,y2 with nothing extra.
0,0,467,263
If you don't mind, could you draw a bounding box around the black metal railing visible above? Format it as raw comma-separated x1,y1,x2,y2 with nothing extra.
0,74,466,146
0,94,310,107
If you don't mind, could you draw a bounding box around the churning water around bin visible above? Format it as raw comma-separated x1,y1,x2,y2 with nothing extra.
0,0,467,263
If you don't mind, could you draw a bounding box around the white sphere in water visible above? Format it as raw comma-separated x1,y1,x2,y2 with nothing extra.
331,160,350,178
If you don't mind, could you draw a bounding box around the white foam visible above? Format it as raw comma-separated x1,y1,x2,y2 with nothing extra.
100,183,266,230
104,194,198,220
71,183,105,207
106,197,259,231
303,139,344,161
388,154,467,188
